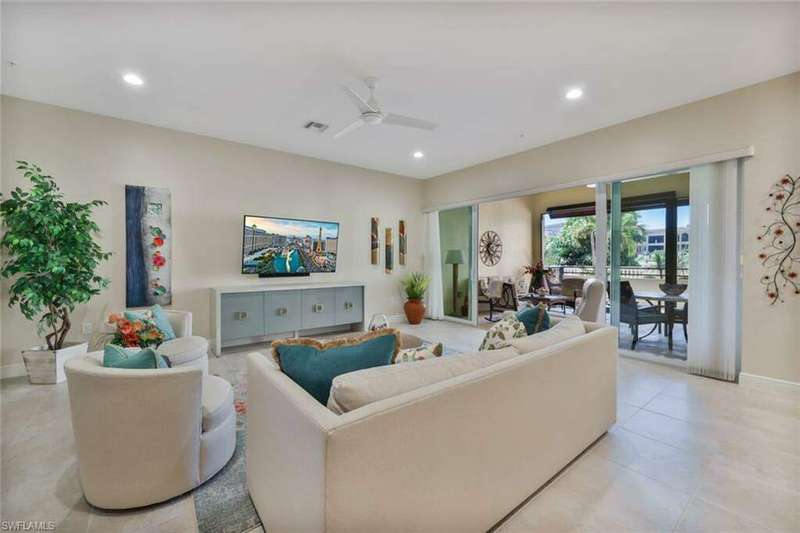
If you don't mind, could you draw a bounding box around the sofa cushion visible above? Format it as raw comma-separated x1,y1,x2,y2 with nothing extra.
510,315,586,354
393,342,443,364
516,303,550,335
102,345,168,369
202,375,234,432
327,346,519,414
125,304,177,341
272,329,399,405
158,336,208,366
479,315,527,351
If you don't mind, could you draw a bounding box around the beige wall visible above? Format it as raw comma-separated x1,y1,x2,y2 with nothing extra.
425,72,800,383
0,96,425,368
477,196,536,279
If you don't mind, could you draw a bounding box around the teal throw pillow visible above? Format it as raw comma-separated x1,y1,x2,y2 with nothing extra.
516,303,551,336
103,344,169,369
125,304,176,341
273,330,399,404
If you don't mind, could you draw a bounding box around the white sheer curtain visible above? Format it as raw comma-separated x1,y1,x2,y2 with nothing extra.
424,211,444,320
687,160,740,381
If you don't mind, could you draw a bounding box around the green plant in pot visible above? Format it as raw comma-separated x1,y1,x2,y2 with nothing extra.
0,161,111,384
400,272,429,325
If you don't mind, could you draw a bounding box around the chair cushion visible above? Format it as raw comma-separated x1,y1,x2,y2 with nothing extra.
202,375,234,432
272,329,399,405
327,346,519,414
510,315,585,354
125,305,177,341
102,345,169,369
516,303,551,335
158,336,208,366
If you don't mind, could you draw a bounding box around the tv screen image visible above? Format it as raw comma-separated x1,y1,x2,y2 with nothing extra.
242,215,339,276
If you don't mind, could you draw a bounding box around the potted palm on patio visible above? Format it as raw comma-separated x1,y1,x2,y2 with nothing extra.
0,161,110,384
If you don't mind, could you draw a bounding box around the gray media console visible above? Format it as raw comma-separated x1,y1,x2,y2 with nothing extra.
210,282,365,355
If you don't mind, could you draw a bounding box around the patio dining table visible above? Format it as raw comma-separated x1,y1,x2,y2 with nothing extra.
635,290,689,351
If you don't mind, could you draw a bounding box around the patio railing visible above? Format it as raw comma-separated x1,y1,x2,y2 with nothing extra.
548,265,689,281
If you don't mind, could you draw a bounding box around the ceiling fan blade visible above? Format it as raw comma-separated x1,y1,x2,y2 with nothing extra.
383,113,438,131
333,118,366,139
341,85,378,113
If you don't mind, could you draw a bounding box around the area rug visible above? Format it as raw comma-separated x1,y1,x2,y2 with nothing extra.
194,358,261,533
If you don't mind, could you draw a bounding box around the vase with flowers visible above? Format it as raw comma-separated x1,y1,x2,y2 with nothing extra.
523,261,548,294
107,313,165,349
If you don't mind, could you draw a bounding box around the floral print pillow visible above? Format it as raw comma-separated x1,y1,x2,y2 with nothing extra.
479,315,527,351
393,342,444,363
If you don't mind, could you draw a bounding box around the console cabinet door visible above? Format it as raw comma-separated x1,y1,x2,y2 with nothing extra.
335,286,363,325
220,293,265,341
301,289,336,330
265,290,302,335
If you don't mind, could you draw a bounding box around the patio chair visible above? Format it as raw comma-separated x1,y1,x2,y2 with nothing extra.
618,281,667,350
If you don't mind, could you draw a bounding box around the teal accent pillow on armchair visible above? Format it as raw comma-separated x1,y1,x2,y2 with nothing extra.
272,330,399,404
516,303,551,336
103,344,169,369
125,304,176,341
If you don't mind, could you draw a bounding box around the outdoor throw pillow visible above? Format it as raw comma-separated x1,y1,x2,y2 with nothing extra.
479,315,527,351
393,342,444,364
125,304,177,341
103,344,169,369
272,329,400,404
516,303,551,335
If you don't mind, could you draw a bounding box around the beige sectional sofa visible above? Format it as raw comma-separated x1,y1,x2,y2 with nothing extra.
247,320,617,533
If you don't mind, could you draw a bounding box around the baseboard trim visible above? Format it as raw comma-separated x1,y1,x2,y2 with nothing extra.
739,372,800,392
385,314,407,325
1,362,27,380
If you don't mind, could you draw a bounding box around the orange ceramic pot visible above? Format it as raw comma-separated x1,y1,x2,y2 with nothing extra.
403,299,426,325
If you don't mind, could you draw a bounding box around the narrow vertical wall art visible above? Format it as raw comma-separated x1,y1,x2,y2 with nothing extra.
398,220,406,266
125,185,172,307
371,217,380,265
385,227,393,274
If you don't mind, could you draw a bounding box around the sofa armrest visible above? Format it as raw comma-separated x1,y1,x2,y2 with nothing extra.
246,352,339,533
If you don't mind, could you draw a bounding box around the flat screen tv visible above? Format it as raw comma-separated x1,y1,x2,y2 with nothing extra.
242,215,339,277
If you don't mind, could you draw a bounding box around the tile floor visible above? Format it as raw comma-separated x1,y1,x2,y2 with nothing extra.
1,319,798,532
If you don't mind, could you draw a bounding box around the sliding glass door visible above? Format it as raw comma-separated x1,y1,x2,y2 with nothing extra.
438,206,477,323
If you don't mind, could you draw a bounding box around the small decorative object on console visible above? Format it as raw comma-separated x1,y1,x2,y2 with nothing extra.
758,174,799,304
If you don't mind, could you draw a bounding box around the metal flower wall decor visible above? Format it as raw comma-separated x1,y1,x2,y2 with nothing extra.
758,174,799,304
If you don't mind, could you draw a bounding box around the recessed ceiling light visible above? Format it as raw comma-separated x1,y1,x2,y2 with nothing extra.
412,151,425,159
565,87,583,100
586,183,597,189
122,72,144,86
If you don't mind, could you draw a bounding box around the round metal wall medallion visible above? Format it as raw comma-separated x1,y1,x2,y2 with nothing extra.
479,230,503,266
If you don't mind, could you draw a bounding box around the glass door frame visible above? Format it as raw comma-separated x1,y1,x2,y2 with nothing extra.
441,204,479,326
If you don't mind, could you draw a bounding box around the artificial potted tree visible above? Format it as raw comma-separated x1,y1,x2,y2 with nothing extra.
0,161,110,384
400,272,430,325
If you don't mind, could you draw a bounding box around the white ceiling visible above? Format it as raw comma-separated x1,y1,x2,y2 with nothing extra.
2,2,798,179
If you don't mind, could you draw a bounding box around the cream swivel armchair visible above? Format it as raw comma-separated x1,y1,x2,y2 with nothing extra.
64,357,236,509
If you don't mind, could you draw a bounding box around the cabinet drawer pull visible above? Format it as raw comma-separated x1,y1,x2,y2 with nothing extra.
234,311,249,321
312,303,325,313
344,301,353,311
276,308,288,316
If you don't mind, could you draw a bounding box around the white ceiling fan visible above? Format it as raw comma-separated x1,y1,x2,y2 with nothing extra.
333,77,438,139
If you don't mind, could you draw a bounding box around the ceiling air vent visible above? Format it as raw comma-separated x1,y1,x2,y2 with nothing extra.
303,121,329,133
